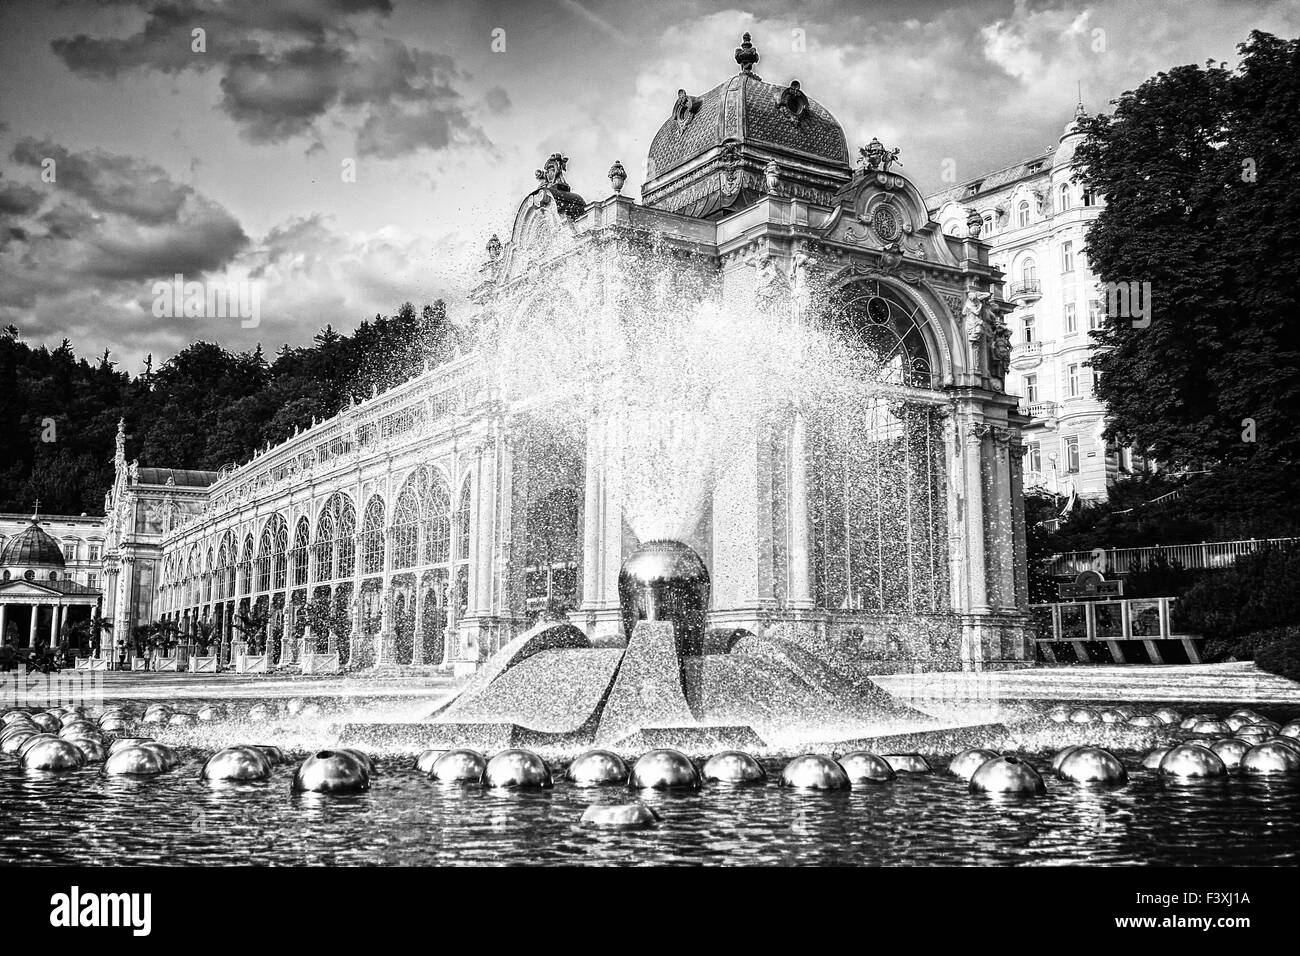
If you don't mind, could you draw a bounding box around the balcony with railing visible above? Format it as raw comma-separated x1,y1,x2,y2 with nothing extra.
1018,400,1059,423
1010,340,1043,369
1008,280,1042,303
1047,536,1300,577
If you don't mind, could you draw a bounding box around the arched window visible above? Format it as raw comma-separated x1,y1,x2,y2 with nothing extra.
423,474,452,565
361,496,385,576
1022,258,1037,285
1017,200,1030,228
217,533,233,601
392,472,426,570
272,518,288,591
454,479,472,563
314,500,337,582
826,280,934,389
291,517,310,587
203,548,214,604
239,535,254,596
337,497,356,578
1058,183,1071,211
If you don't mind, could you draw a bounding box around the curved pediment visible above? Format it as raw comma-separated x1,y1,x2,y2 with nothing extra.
496,190,582,284
822,169,960,267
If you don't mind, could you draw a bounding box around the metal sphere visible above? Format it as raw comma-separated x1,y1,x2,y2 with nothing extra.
1141,747,1171,770
167,712,197,728
108,737,154,757
701,751,766,785
247,703,272,721
1210,738,1252,771
882,753,933,774
1279,720,1300,739
618,540,710,655
1127,714,1162,728
197,704,227,722
1158,744,1227,779
1259,736,1300,757
292,750,371,793
1179,714,1215,730
98,716,130,733
18,733,61,758
338,748,378,775
255,745,288,766
137,741,182,770
202,746,273,781
631,749,702,790
430,749,486,784
1225,715,1252,732
1230,708,1263,721
29,712,60,732
485,749,553,789
1191,719,1233,736
140,711,170,725
64,736,108,762
21,737,87,771
841,751,899,784
1099,709,1126,724
1235,726,1270,744
1046,705,1071,723
568,750,631,787
1253,720,1281,734
1153,707,1182,726
414,749,441,774
1069,708,1101,724
0,729,39,754
59,715,97,732
1051,746,1083,773
580,803,660,828
59,721,101,739
1113,705,1138,718
1240,742,1300,775
969,756,1046,795
1,710,35,726
779,754,850,790
1057,746,1128,785
105,746,167,776
951,749,998,780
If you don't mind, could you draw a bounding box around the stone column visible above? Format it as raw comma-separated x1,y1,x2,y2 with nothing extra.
280,601,294,664
962,422,991,613
787,411,813,609
29,604,39,647
990,427,1018,610
0,604,7,645
1009,438,1030,607
441,579,456,666
51,604,62,643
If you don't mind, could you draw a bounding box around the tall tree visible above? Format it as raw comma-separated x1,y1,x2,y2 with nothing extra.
1075,31,1300,470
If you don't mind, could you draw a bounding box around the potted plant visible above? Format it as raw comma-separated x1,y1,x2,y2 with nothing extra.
232,606,270,674
300,596,340,675
189,619,219,673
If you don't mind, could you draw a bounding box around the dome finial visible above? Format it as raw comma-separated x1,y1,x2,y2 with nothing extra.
735,32,759,72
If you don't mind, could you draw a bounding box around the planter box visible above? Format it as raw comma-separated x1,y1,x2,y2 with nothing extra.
235,654,269,674
131,657,148,671
155,657,179,672
300,652,340,675
74,657,106,671
190,655,218,673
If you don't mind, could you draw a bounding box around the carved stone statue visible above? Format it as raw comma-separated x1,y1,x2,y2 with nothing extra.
534,153,570,190
990,318,1013,379
963,290,992,343
858,137,902,173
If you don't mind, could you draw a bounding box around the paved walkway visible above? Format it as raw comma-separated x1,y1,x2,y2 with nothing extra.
874,662,1300,706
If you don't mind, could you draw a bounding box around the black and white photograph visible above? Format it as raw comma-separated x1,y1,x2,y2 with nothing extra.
0,0,1297,929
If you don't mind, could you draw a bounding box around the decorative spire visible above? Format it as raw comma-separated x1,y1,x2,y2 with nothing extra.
734,32,759,73
608,160,627,195
485,233,502,261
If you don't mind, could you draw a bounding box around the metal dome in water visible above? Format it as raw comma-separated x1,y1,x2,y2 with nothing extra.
618,539,710,657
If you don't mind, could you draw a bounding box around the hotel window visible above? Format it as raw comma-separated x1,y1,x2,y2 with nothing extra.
1028,441,1042,475
1082,187,1096,207
63,543,77,560
88,544,101,561
1023,315,1035,343
1064,303,1077,334
1062,241,1074,273
1021,258,1037,285
87,573,99,590
1088,299,1103,329
1064,436,1080,474
1058,183,1071,211
1017,201,1030,228
1025,374,1039,403
1067,363,1082,398
983,214,993,235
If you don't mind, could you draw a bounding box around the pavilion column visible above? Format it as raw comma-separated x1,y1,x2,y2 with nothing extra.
0,604,6,646
50,604,61,644
787,410,813,609
280,599,294,665
961,421,991,614
990,428,1018,610
29,604,39,647
1009,437,1030,608
441,579,456,667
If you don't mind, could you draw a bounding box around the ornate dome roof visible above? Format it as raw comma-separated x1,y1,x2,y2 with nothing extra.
0,518,66,572
1052,103,1089,170
642,33,853,218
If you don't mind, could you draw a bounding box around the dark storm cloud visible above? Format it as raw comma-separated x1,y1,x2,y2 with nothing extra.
50,0,485,157
0,138,247,306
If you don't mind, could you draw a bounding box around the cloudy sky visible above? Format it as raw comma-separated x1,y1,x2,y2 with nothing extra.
1,0,1296,370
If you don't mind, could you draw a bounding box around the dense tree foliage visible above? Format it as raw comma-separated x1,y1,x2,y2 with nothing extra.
0,302,460,515
1075,31,1300,471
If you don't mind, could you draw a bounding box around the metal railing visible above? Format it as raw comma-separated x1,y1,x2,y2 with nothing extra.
1009,280,1042,299
1047,536,1300,577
